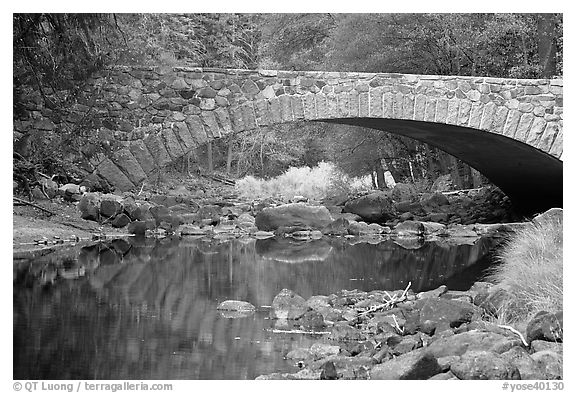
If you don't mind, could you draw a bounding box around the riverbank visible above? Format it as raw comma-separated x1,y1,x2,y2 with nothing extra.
253,281,563,380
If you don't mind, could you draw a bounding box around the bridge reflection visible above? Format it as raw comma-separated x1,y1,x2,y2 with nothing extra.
13,235,498,379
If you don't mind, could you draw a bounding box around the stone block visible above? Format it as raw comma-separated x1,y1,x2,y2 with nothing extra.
201,111,221,139
402,94,415,120
326,93,338,118
502,110,521,138
291,95,305,119
369,87,383,117
468,102,483,129
537,122,559,152
393,92,404,118
315,94,329,118
96,157,135,192
279,95,293,122
185,115,208,144
413,94,426,121
160,128,185,159
514,113,535,141
479,102,497,130
424,97,436,122
358,92,369,117
214,107,233,134
491,106,509,134
302,93,317,120
111,148,147,185
144,132,172,168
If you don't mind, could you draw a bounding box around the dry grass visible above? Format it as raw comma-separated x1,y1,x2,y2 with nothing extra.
486,213,563,326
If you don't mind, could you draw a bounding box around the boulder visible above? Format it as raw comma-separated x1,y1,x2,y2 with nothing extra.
526,311,563,344
329,324,366,341
393,220,425,236
418,298,479,332
286,348,313,360
370,348,442,380
343,191,396,223
217,300,256,312
530,350,563,379
59,183,80,195
196,204,222,223
296,310,325,329
391,183,417,202
78,192,100,221
321,217,350,236
305,295,333,317
111,213,131,228
533,208,562,226
100,197,123,218
271,289,309,319
127,221,147,235
421,222,446,235
500,346,548,380
320,361,338,380
420,192,450,211
450,350,520,380
431,174,454,192
255,203,333,231
531,340,563,354
310,343,341,359
427,330,522,358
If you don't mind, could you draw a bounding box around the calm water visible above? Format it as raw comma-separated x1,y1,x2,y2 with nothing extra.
13,235,498,380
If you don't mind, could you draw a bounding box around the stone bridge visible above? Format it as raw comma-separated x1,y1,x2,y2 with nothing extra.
38,66,564,214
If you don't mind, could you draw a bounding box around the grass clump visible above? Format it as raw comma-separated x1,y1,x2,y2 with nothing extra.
486,212,563,326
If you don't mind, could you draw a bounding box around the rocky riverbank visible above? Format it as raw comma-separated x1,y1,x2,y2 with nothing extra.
236,282,563,380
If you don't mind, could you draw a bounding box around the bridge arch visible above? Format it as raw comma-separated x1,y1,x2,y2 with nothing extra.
68,66,563,214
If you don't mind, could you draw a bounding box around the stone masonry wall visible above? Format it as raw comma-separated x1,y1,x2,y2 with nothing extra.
14,66,563,191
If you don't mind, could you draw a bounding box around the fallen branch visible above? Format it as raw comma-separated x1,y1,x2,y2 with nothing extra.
13,196,56,216
441,187,483,196
498,324,529,347
266,329,330,335
359,281,412,317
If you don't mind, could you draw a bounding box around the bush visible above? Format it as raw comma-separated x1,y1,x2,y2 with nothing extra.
235,162,372,201
486,212,563,326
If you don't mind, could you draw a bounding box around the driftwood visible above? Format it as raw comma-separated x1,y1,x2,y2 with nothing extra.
358,281,412,317
441,187,483,196
266,329,331,335
13,196,56,216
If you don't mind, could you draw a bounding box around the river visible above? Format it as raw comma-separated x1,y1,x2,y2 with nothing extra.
13,235,499,379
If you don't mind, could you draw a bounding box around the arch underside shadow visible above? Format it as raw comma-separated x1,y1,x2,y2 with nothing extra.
320,118,563,216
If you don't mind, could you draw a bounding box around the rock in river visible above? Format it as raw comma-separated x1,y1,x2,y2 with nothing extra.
343,191,396,223
255,203,333,231
217,300,256,318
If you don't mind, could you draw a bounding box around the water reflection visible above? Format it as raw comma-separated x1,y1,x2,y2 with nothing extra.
14,235,498,380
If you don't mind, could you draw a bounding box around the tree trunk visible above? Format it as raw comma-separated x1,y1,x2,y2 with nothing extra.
207,141,213,173
225,135,234,175
375,163,386,190
537,14,558,78
449,155,463,189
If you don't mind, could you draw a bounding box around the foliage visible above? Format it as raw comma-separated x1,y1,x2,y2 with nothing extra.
486,213,563,326
235,162,371,201
13,14,120,111
258,14,336,70
115,14,261,68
